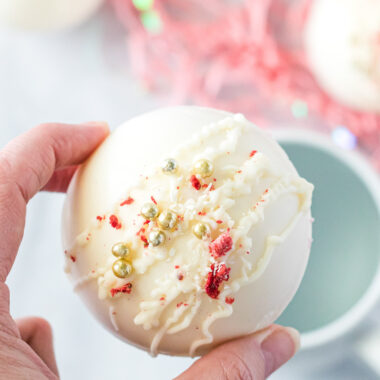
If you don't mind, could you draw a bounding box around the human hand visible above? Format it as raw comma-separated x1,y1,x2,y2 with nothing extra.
0,123,299,380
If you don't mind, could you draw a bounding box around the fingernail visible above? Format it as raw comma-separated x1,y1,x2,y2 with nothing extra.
84,121,109,128
261,327,300,377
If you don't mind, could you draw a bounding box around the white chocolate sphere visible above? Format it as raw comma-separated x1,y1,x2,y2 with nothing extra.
0,0,103,31
62,107,313,356
305,0,380,113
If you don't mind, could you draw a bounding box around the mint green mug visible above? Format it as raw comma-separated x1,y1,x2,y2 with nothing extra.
274,129,380,373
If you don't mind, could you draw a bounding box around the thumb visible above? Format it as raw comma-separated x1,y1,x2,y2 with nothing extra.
177,325,300,380
16,317,59,376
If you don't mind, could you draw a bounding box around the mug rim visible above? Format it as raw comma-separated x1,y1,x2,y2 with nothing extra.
273,128,380,350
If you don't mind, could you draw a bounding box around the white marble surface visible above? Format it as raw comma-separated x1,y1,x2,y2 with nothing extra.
0,4,379,380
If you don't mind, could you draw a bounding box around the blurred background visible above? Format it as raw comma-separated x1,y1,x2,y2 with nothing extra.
0,0,379,379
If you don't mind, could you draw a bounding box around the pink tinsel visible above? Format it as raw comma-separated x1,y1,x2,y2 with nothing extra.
111,0,380,170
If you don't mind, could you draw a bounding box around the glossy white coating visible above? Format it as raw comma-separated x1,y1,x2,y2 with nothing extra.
62,107,313,356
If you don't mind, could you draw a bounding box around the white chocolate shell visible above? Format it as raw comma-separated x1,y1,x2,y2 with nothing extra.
305,0,380,113
62,107,313,356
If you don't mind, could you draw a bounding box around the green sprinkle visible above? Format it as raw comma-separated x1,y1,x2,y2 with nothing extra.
140,10,162,34
133,0,154,12
291,100,309,119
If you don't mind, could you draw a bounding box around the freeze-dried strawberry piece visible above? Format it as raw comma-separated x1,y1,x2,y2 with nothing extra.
205,263,231,299
190,175,201,190
209,232,233,258
110,283,132,297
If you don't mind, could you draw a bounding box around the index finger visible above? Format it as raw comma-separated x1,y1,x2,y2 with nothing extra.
0,122,109,281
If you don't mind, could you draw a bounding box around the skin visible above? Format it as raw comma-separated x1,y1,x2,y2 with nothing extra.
0,122,300,380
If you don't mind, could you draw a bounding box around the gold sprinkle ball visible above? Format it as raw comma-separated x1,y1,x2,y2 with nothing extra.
112,259,133,278
192,222,210,240
194,158,214,178
112,242,131,258
157,210,178,230
141,202,159,220
148,230,166,247
161,158,178,174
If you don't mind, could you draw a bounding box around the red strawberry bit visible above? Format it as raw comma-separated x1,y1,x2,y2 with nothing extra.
140,235,149,248
151,196,157,205
160,296,166,301
176,302,183,308
177,272,184,281
190,175,201,190
70,255,76,263
174,265,180,269
120,197,134,206
209,232,233,258
143,220,150,225
202,183,209,189
136,226,149,247
249,150,257,158
225,297,235,305
198,211,207,216
96,215,105,221
205,263,231,299
110,283,132,297
109,215,122,229
216,220,223,224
